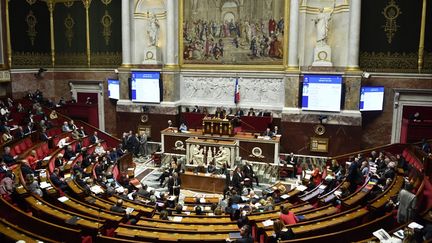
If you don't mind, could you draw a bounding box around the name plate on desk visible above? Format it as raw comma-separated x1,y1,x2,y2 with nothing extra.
310,137,329,153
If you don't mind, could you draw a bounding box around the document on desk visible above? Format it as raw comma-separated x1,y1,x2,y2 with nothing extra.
372,229,391,241
40,181,51,189
125,207,134,214
57,196,69,203
262,219,274,227
171,216,183,222
296,185,307,191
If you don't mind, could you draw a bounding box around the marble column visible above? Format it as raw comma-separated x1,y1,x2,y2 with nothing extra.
347,0,361,69
121,0,131,65
287,0,299,69
165,0,177,66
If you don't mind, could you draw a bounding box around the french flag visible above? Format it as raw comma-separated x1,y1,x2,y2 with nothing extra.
234,77,240,104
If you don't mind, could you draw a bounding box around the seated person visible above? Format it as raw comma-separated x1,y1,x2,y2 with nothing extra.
57,136,70,148
262,127,273,137
61,121,72,132
247,108,255,116
110,199,126,213
207,160,216,174
179,122,188,132
26,150,39,170
94,142,106,156
271,219,294,242
272,126,280,136
50,168,68,191
2,146,17,166
279,206,298,225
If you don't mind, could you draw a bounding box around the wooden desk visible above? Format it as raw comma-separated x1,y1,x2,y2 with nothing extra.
115,226,231,242
0,218,56,243
369,175,404,211
180,171,226,194
25,196,102,230
136,220,238,232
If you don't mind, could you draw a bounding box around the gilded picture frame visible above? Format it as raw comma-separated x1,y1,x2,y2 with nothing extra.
179,0,290,70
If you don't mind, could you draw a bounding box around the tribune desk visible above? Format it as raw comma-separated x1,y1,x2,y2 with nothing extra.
180,171,226,194
161,128,280,164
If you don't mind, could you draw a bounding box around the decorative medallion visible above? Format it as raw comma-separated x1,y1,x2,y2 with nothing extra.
26,0,37,5
174,140,185,151
314,124,326,136
64,14,75,47
64,0,74,8
145,51,155,60
26,11,37,46
249,147,264,158
101,0,112,5
101,10,113,45
140,114,149,123
382,0,402,44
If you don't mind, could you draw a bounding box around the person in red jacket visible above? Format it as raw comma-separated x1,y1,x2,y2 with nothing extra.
279,206,298,225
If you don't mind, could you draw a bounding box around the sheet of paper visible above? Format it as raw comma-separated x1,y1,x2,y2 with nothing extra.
262,219,274,227
57,196,69,202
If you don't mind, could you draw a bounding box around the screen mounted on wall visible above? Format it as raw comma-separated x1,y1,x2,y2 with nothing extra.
130,71,161,103
359,86,384,111
301,74,342,112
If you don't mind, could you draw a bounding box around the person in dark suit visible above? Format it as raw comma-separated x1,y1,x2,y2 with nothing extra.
23,122,33,135
223,170,234,199
15,126,25,139
110,199,126,213
262,128,273,137
235,108,244,117
64,145,75,160
50,168,67,191
167,172,181,196
242,161,259,187
2,147,17,166
247,108,255,116
347,159,362,192
90,131,99,144
232,166,244,193
231,225,253,243
39,128,50,142
192,105,200,113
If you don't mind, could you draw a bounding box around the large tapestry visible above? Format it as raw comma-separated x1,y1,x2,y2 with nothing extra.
181,0,286,65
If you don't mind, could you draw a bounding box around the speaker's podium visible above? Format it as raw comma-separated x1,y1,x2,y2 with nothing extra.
202,117,233,136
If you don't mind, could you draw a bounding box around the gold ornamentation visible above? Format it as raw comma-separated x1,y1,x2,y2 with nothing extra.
64,14,75,47
101,10,113,45
26,11,38,46
47,0,55,67
359,51,432,73
101,0,112,5
382,0,402,44
82,0,92,9
26,0,36,5
12,52,51,68
56,52,87,66
90,52,122,67
64,1,74,8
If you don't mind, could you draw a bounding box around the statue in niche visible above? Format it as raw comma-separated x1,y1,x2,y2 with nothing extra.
191,144,204,166
313,7,334,46
147,13,160,47
214,147,230,168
